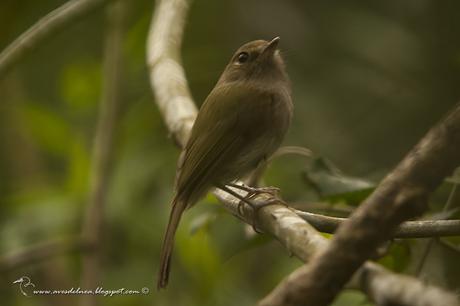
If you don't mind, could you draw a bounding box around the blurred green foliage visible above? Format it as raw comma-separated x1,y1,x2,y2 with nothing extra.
0,0,459,306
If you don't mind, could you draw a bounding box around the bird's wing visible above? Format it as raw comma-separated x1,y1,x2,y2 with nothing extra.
175,83,270,205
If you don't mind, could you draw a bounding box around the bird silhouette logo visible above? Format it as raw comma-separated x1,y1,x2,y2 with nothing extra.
13,276,35,297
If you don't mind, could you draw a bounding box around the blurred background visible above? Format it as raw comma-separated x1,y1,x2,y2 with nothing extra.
1,0,459,305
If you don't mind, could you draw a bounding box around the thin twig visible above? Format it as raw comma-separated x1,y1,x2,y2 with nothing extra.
248,146,313,186
296,209,460,238
438,239,460,254
80,2,125,305
0,0,114,77
415,183,458,276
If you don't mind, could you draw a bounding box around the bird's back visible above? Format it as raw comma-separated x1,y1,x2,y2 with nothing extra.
174,81,292,207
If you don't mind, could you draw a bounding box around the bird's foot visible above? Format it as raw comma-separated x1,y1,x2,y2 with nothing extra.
225,183,286,233
226,183,281,198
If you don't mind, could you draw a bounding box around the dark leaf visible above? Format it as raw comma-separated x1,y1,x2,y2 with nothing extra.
304,157,375,205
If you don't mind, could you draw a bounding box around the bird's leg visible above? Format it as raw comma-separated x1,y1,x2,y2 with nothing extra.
219,184,287,233
218,184,256,215
218,185,262,232
226,183,287,209
225,183,287,212
226,182,281,198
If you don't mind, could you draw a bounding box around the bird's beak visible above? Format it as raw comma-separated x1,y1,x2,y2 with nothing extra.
262,37,280,57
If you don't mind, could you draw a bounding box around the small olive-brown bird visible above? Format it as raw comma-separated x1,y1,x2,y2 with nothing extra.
157,37,293,289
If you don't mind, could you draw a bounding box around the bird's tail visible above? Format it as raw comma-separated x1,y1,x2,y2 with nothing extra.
157,196,186,289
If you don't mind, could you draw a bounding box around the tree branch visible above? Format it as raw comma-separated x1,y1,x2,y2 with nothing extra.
80,2,125,305
360,262,459,306
146,0,460,305
217,191,460,306
0,0,114,78
261,261,459,306
296,210,460,238
146,0,197,148
268,103,460,306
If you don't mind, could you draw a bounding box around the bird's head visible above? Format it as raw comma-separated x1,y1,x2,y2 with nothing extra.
219,37,288,85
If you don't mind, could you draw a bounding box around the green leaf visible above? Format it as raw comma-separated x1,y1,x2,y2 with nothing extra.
331,290,372,306
378,241,411,272
303,157,375,205
176,225,222,294
60,61,101,112
65,134,90,196
189,211,218,235
224,234,272,262
20,103,73,156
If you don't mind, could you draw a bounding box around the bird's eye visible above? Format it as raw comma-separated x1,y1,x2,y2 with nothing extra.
237,52,249,64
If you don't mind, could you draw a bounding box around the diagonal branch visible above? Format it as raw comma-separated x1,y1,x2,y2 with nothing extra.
217,191,460,306
273,103,460,306
146,0,460,305
0,0,115,78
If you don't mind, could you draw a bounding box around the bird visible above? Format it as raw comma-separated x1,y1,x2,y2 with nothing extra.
157,37,293,289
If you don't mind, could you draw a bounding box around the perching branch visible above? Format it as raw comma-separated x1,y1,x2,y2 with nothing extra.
296,210,460,238
80,2,125,306
0,0,114,78
146,0,460,306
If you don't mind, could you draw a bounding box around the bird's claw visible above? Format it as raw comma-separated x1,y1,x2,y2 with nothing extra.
236,191,286,233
